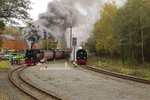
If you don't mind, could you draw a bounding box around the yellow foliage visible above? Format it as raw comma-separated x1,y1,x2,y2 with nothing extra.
93,3,119,55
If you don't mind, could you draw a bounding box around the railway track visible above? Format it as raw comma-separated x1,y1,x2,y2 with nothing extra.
80,65,150,85
8,66,62,100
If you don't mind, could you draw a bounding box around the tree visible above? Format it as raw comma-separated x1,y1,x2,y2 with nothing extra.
85,36,96,54
93,3,118,57
0,25,20,35
0,0,31,48
113,0,150,63
91,0,150,63
0,0,32,26
0,21,5,30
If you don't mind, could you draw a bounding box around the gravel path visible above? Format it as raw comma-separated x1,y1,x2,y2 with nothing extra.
0,70,10,100
23,61,150,100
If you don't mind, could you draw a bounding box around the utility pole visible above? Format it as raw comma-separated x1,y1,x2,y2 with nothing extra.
46,34,48,50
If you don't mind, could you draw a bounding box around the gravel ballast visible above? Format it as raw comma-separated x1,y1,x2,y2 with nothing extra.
0,67,33,100
23,61,150,100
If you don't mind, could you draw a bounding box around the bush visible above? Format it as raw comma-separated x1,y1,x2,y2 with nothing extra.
0,60,9,69
87,54,150,80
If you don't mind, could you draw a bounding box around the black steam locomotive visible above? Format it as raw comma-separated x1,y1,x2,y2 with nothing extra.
24,49,70,66
76,49,87,65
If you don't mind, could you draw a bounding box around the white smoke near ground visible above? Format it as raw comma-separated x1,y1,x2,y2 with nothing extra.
23,0,126,49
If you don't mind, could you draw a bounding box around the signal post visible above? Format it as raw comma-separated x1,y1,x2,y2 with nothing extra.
72,37,77,62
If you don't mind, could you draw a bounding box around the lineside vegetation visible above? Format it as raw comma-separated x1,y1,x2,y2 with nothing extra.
86,0,150,79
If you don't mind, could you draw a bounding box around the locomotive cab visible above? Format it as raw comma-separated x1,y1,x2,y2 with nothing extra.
25,49,36,65
24,49,43,66
76,49,87,65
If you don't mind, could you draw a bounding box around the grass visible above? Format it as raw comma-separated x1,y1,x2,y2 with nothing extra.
87,53,150,80
0,60,10,69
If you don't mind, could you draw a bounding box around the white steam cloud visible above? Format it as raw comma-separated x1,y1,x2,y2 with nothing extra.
63,0,127,48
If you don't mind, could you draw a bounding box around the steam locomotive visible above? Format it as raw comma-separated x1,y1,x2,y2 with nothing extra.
24,49,70,66
76,49,87,65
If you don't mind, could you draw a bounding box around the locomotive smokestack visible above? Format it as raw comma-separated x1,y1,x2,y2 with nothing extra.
31,45,33,50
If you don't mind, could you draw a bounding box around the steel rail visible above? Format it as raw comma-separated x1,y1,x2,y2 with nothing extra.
80,65,150,85
8,66,62,100
8,66,39,100
19,67,62,100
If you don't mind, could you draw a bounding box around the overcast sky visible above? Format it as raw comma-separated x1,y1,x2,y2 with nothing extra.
29,0,53,21
29,0,126,21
